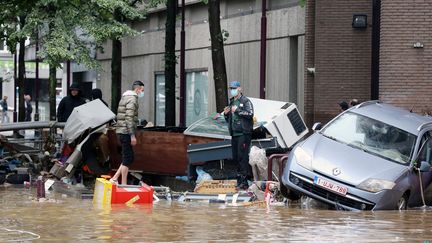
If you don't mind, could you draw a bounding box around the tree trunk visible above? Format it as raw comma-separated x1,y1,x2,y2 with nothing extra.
18,28,25,122
111,38,122,114
164,0,176,126
208,0,228,112
111,10,122,114
49,65,56,121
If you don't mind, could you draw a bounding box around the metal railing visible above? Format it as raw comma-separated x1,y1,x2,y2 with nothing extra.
0,121,66,153
267,153,290,181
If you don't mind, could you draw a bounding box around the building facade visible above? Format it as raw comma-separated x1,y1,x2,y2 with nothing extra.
97,0,305,126
305,0,432,126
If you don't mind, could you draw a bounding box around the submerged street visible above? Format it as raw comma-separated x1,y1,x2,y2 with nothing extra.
1,186,432,242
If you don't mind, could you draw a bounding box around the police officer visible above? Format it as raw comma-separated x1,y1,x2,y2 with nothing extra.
223,81,254,190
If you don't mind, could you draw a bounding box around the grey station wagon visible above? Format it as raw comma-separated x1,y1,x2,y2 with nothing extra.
282,101,432,210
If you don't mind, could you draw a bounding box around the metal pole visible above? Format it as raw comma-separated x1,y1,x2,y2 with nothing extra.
13,52,17,122
371,0,381,100
179,0,186,127
35,38,40,121
259,0,267,99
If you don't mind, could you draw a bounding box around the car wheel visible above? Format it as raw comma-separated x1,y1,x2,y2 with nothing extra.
281,185,301,201
396,193,408,210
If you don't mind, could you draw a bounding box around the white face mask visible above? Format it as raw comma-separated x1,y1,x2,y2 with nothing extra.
230,89,238,97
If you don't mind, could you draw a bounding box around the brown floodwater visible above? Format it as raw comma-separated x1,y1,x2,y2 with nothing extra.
1,186,432,242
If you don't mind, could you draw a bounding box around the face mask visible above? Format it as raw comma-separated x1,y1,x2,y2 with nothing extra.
138,91,145,98
230,89,238,97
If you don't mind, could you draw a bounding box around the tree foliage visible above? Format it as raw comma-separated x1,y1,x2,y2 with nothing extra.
0,0,171,120
0,0,37,121
22,0,147,68
0,0,156,120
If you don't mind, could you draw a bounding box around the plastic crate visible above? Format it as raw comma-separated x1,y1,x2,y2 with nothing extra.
93,178,153,205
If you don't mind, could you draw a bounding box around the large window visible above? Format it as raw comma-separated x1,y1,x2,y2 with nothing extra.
186,70,208,126
155,73,165,126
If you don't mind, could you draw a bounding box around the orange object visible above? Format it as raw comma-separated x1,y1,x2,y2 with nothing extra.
111,183,154,204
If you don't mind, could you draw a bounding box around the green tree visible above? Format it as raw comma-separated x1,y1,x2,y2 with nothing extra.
23,0,144,120
0,1,37,121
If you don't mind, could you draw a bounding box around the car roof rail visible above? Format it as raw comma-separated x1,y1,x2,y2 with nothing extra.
417,121,432,131
356,100,381,108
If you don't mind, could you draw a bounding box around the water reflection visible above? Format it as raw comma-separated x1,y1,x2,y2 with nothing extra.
1,186,432,242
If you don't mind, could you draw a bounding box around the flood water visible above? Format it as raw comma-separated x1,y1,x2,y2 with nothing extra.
1,186,432,242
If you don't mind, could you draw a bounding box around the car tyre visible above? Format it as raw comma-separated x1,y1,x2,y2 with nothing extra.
281,185,301,201
396,193,408,210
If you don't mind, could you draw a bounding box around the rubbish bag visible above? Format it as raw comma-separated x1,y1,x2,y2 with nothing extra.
249,146,268,181
6,173,30,184
196,166,212,184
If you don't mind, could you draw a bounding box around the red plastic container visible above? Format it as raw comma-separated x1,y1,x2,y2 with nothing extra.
111,183,154,204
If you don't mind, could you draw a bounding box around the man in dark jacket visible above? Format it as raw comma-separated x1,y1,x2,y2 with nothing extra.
223,81,254,190
57,83,86,122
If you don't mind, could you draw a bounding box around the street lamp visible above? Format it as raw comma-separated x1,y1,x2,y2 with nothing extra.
352,14,367,29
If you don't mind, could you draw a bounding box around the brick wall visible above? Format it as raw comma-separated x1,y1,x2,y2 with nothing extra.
305,0,372,125
380,0,432,115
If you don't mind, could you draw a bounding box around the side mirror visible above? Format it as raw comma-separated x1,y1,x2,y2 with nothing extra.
419,161,431,172
312,122,322,131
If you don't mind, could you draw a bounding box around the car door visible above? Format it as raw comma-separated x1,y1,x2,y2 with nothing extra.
412,132,432,205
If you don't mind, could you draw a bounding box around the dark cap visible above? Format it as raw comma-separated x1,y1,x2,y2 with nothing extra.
70,83,80,90
339,101,349,111
132,80,144,87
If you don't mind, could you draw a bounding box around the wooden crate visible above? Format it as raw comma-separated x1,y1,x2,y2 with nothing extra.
194,180,237,194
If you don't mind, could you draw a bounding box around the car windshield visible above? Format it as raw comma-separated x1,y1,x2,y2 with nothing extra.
321,112,416,165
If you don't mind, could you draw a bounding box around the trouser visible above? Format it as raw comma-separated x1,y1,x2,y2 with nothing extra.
231,134,252,179
1,112,9,123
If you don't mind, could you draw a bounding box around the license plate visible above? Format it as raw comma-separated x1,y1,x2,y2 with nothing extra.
314,176,348,196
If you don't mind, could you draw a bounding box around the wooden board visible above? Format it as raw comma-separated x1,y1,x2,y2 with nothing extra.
194,180,237,194
108,129,221,176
